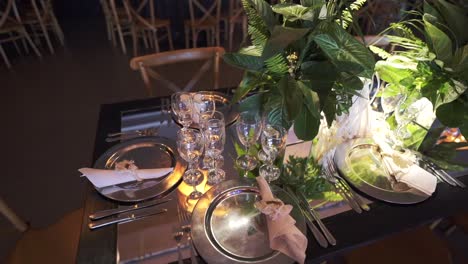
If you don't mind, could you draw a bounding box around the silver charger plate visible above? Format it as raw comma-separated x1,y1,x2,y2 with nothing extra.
94,137,185,202
334,138,430,204
172,91,239,129
192,178,306,264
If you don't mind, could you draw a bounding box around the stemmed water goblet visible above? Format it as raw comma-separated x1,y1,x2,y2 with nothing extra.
171,92,193,129
259,124,287,183
204,114,226,185
236,111,262,176
177,128,204,200
201,111,225,170
192,92,216,126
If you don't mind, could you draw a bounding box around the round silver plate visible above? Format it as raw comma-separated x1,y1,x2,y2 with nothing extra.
334,138,430,204
171,91,239,129
94,137,185,202
192,178,306,264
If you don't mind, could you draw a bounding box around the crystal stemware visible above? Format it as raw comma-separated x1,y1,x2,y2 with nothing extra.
204,116,226,185
259,124,287,182
192,92,216,125
171,92,193,128
201,111,225,170
177,128,204,200
236,111,262,176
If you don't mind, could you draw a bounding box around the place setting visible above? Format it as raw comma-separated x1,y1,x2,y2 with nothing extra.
76,0,468,263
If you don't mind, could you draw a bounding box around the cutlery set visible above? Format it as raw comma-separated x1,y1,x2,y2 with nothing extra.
323,155,370,214
88,198,171,230
105,98,172,142
420,157,466,188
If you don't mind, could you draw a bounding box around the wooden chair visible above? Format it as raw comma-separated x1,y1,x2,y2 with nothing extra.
130,47,225,96
0,0,41,68
220,0,247,51
19,0,64,54
124,0,173,56
107,0,133,54
184,0,221,48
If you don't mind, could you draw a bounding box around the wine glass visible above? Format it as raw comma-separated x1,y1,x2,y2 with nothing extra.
171,92,193,128
201,111,225,169
259,125,287,182
192,92,216,125
236,111,262,176
204,117,226,185
177,128,204,200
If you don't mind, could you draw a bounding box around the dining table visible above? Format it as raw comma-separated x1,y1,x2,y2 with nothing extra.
76,89,468,264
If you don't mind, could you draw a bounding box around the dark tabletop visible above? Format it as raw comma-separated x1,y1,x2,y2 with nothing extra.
76,94,468,264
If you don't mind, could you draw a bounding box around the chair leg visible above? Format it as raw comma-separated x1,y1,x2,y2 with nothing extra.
21,38,29,54
0,44,12,69
9,33,22,55
192,30,197,48
215,25,220,47
153,30,160,53
229,22,235,51
22,29,42,58
50,14,65,46
184,26,190,49
131,26,138,57
0,198,28,232
166,25,174,50
33,4,55,54
142,30,149,49
224,20,228,41
206,29,210,46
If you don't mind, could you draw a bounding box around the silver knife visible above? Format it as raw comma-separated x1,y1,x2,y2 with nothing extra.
89,198,172,220
88,208,168,230
285,187,328,248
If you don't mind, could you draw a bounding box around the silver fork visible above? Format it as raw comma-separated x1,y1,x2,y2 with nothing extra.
179,204,198,264
327,157,370,211
172,226,184,264
322,156,362,213
105,127,158,142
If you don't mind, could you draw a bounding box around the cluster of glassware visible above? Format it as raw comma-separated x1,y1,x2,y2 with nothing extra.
171,92,226,200
235,112,288,183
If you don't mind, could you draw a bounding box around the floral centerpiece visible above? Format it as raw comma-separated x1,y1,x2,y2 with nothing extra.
226,0,468,201
224,0,375,140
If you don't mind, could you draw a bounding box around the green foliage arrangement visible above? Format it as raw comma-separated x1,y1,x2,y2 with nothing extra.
224,0,375,141
372,1,468,140
371,0,468,168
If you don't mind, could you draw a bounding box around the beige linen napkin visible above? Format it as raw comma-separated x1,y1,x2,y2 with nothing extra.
381,153,437,196
79,161,173,188
255,176,307,264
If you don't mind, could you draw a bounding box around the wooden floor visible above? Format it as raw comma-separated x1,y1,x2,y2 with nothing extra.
1,18,467,264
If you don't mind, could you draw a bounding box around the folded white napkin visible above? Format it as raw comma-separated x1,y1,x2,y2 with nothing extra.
79,166,174,188
255,176,307,264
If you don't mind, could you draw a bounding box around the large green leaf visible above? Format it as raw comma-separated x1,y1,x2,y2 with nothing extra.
293,105,320,140
248,0,276,30
301,0,324,8
271,3,314,21
264,93,293,129
313,22,375,78
452,45,468,79
435,0,468,46
278,76,303,121
436,99,465,127
232,71,265,104
423,14,453,64
374,60,414,86
297,81,321,119
239,93,263,113
262,26,310,59
223,53,264,71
